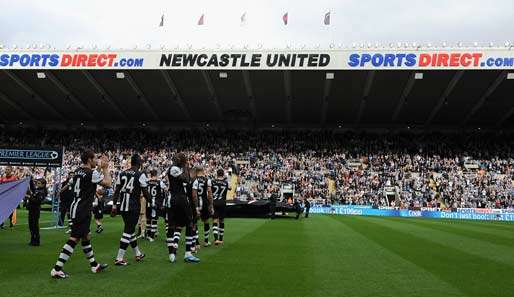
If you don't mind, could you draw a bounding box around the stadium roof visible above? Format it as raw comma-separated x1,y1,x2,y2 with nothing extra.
0,48,513,130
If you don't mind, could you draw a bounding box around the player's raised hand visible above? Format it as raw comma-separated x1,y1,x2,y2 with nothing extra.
99,155,110,170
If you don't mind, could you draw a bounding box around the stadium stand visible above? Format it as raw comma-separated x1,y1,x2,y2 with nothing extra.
1,130,512,209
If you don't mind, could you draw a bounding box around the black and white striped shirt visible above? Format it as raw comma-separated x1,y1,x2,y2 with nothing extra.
70,167,103,220
114,169,148,212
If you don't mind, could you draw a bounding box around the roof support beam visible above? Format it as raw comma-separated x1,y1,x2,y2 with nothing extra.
425,71,464,126
356,71,375,124
284,70,292,124
160,70,191,121
2,70,65,120
201,71,223,120
392,72,416,122
81,71,128,121
496,106,514,127
320,78,332,126
45,71,95,121
461,70,507,126
0,91,35,120
124,72,160,121
242,70,257,120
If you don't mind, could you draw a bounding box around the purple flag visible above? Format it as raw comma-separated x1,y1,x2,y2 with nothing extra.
0,178,30,223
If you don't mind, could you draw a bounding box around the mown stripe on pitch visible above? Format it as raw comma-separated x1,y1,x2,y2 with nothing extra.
393,217,514,247
323,215,464,297
371,216,514,268
426,218,514,238
1,218,269,297
424,218,514,232
153,218,316,297
137,218,270,296
337,215,514,297
452,219,514,231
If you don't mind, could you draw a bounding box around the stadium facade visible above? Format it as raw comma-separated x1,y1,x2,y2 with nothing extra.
0,47,513,130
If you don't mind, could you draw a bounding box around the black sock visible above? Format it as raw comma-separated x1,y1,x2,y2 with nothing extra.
185,225,194,253
120,232,131,249
213,223,219,241
219,222,225,241
130,234,138,249
195,227,200,245
81,240,98,267
166,227,177,255
54,239,77,271
170,227,181,255
150,219,157,238
145,217,151,237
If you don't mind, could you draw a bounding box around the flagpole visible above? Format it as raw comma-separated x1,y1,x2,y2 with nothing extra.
201,14,206,50
324,10,334,50
282,12,289,49
240,12,246,51
195,14,198,50
195,14,203,50
330,11,334,49
198,15,200,50
159,13,165,49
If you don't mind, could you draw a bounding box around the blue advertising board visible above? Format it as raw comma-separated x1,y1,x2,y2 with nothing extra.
310,205,514,222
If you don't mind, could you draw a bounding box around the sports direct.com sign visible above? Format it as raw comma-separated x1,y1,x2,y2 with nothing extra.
0,48,513,70
348,52,508,68
0,53,144,69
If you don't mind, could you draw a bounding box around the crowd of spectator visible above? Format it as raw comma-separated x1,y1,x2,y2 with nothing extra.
0,129,512,209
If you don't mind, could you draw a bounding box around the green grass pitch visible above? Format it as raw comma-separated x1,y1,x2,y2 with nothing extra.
1,210,514,297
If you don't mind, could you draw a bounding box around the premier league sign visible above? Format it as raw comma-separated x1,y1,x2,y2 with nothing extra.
0,147,64,167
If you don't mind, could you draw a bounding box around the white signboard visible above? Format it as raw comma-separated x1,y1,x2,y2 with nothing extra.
0,48,513,70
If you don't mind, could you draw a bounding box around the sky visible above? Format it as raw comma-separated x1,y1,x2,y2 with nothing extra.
0,0,513,50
